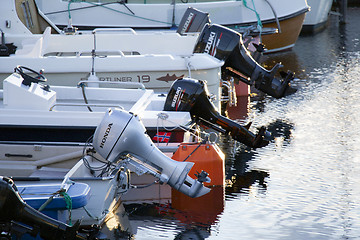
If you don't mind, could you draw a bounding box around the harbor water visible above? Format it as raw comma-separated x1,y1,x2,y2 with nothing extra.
104,8,360,239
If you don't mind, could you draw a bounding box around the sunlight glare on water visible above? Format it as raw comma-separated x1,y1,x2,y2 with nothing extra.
105,8,360,240
232,51,360,240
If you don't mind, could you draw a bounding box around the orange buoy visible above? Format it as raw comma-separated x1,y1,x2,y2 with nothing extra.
171,142,225,225
171,142,225,187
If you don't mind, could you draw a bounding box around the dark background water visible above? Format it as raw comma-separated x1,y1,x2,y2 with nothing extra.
103,8,360,239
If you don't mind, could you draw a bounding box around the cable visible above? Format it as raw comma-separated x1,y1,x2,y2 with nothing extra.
242,0,263,35
46,1,173,26
81,135,117,177
80,82,93,112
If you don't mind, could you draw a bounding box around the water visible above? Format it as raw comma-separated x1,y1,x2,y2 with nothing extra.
104,8,360,239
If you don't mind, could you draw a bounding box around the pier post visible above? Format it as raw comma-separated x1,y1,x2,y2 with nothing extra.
339,0,348,24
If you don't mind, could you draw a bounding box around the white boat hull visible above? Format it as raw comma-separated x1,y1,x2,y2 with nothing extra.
0,72,193,149
36,0,308,29
302,0,333,33
0,1,225,109
33,0,309,52
1,157,123,226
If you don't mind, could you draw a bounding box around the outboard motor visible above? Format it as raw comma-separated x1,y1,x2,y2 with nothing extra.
0,177,97,240
93,108,211,198
193,24,296,98
163,78,269,148
176,7,210,35
0,29,17,57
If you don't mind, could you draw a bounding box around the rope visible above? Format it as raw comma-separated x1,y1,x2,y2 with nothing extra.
182,141,203,162
82,205,102,220
59,191,73,226
155,112,220,146
242,0,263,34
64,0,172,26
156,112,201,140
68,0,73,19
37,188,73,226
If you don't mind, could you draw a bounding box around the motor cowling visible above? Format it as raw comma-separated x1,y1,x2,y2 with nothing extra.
176,7,211,35
193,24,296,98
164,78,269,148
93,108,211,198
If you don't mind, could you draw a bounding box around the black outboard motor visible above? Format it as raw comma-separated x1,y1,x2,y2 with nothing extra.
193,24,296,98
163,78,269,148
0,177,98,240
176,7,211,35
0,29,17,57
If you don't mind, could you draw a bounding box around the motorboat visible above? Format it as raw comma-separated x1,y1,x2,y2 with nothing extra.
0,176,101,239
0,107,212,229
0,66,194,148
34,0,310,53
302,0,333,34
1,0,299,111
1,0,225,111
0,66,270,166
0,67,274,232
0,68,271,210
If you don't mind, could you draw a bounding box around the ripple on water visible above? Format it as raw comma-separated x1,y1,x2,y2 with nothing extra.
107,10,360,239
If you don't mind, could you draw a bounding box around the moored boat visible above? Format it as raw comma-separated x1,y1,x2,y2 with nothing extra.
0,66,270,169
0,107,212,227
0,0,225,111
0,176,101,239
34,0,309,52
302,0,333,34
1,0,299,113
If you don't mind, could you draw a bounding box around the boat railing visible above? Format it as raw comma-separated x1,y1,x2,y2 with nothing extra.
92,28,137,35
44,50,126,57
9,175,117,182
49,103,125,111
77,80,146,89
81,50,125,57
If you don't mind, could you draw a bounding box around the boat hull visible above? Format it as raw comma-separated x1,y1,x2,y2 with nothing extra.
261,11,307,53
301,0,333,34
37,0,308,29
0,158,123,226
35,0,309,52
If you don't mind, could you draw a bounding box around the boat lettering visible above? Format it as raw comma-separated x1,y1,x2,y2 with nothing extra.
171,87,184,110
137,75,150,83
181,12,194,34
99,77,133,82
100,123,113,148
204,32,216,55
81,75,151,83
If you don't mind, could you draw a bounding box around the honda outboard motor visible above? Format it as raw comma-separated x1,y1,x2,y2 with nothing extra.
163,78,269,148
93,108,211,198
177,7,210,35
0,177,95,240
193,24,296,98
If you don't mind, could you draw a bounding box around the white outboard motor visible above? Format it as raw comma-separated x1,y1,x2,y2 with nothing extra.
93,108,211,198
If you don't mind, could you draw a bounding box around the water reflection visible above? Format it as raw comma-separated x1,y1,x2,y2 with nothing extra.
174,228,211,240
225,170,269,198
104,9,360,240
171,186,224,227
266,119,294,143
